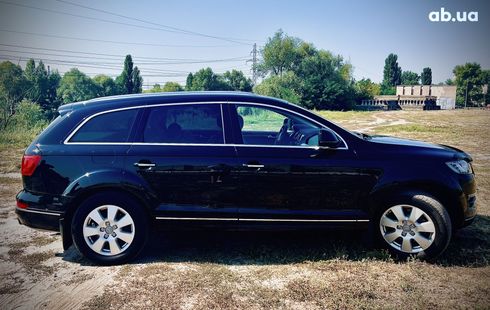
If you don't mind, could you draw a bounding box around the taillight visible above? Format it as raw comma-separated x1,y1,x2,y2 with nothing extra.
21,155,41,176
16,200,28,209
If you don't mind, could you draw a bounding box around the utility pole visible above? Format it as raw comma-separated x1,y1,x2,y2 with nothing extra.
247,43,258,85
464,81,469,108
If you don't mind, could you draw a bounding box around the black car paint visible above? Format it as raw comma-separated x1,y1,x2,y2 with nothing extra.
16,92,476,248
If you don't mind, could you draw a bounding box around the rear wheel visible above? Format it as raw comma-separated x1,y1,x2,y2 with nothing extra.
376,193,452,259
72,192,148,265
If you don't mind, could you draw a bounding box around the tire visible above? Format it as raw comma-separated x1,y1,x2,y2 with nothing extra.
375,192,452,260
71,191,149,265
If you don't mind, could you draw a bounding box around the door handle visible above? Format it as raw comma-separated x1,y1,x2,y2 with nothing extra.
134,162,156,168
242,163,265,168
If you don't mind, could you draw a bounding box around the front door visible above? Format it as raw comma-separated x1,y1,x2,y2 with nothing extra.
230,104,376,222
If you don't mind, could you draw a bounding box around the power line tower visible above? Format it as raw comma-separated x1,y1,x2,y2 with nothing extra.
248,43,258,85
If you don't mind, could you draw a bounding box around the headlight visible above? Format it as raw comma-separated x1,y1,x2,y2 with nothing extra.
446,160,472,174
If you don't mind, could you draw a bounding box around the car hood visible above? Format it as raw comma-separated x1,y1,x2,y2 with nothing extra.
367,135,472,161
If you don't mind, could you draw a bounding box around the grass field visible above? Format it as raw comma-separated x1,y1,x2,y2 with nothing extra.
0,109,489,309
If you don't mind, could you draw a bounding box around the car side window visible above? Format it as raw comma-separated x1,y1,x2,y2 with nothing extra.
235,105,321,147
70,109,138,142
143,104,224,144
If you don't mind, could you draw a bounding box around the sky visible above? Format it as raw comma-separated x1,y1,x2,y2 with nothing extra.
0,0,488,88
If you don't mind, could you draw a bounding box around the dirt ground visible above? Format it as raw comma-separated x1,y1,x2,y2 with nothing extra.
0,109,489,309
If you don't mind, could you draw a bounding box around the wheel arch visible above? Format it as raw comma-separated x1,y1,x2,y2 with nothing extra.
61,185,156,251
367,181,465,228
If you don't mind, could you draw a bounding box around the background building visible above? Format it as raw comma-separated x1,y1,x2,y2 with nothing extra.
359,85,457,110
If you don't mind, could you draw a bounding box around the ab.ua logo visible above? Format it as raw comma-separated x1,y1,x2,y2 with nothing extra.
429,7,478,22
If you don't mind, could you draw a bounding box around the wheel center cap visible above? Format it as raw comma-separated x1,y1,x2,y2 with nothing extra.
105,226,114,234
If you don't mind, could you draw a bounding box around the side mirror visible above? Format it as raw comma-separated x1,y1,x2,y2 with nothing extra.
318,129,341,148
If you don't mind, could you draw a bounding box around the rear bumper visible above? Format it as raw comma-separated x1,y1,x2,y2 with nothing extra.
16,190,65,231
15,207,61,231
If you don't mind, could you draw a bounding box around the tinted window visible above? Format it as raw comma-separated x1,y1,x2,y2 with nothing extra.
236,105,322,147
143,104,224,144
70,109,138,142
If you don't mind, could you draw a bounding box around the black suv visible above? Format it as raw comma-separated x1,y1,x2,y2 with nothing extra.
16,92,477,264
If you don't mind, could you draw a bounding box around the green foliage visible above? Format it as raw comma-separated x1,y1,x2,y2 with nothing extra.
421,67,432,85
185,73,194,91
186,67,230,91
146,83,163,93
354,79,380,101
23,59,61,117
253,72,301,104
254,30,356,110
0,99,48,147
58,68,99,103
296,52,355,110
401,71,420,85
222,70,253,92
132,66,143,93
382,53,401,92
258,30,301,76
13,99,46,127
445,78,455,86
116,55,142,94
93,74,119,97
0,61,27,128
453,63,486,107
162,82,184,92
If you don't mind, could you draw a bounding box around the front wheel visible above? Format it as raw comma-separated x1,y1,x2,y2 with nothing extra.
376,193,452,259
71,192,149,265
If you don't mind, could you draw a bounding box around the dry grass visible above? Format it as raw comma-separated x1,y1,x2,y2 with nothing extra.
1,109,489,309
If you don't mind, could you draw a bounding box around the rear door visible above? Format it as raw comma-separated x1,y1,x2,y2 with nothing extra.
126,103,240,222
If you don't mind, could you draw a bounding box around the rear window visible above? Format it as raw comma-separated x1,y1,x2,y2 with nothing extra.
70,109,138,142
143,104,224,144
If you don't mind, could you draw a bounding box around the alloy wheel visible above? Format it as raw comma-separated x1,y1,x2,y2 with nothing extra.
379,204,436,254
82,205,135,256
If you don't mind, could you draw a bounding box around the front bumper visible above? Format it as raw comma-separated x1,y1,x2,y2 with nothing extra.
456,172,477,227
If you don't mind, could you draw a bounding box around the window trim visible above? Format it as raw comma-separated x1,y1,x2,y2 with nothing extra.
63,101,348,150
231,102,348,150
64,102,227,145
66,107,140,144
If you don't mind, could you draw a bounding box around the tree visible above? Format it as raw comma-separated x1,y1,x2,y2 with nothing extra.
162,82,183,92
401,71,420,85
147,84,163,93
93,74,119,97
0,61,28,128
44,71,61,119
185,73,194,91
381,53,401,94
186,68,230,91
296,52,355,110
453,63,486,107
355,78,380,101
444,78,454,85
13,99,46,128
57,68,100,103
253,72,301,104
258,30,301,76
23,59,49,106
421,67,432,85
222,70,253,92
132,66,143,93
116,55,142,94
23,59,61,117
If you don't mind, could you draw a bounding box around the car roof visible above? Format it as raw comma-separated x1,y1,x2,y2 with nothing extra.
57,91,292,116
